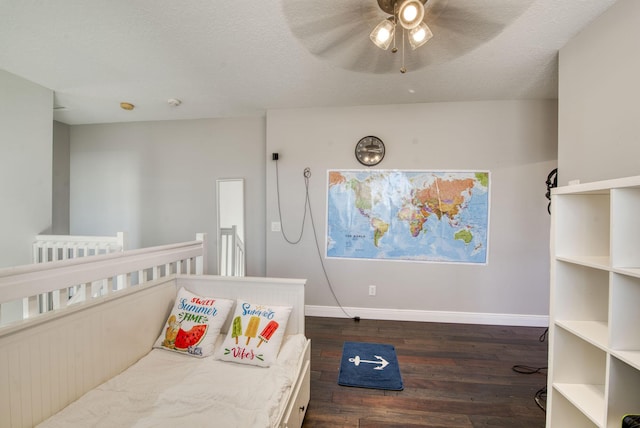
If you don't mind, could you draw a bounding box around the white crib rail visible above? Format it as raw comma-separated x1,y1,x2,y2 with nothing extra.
0,233,207,326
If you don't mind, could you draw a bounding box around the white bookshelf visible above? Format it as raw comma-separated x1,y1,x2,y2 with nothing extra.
547,175,640,427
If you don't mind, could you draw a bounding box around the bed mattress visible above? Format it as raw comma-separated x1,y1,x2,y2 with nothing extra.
37,334,307,428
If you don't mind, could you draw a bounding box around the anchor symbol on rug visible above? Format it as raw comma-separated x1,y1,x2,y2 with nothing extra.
348,355,389,370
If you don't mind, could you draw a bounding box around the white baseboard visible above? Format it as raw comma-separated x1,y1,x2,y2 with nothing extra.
305,305,549,327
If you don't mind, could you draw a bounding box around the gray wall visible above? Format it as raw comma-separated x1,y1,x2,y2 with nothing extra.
0,70,52,268
68,100,557,324
0,70,52,324
53,121,70,234
266,100,557,323
69,117,266,276
1,73,558,324
558,0,640,185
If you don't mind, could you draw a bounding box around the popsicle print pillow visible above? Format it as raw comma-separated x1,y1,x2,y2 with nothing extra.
153,287,234,358
215,299,292,367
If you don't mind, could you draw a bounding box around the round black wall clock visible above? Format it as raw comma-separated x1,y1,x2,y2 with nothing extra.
355,136,385,166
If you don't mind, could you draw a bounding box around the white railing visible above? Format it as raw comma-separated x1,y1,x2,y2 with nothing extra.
32,232,126,263
219,225,245,276
0,233,207,327
30,232,127,315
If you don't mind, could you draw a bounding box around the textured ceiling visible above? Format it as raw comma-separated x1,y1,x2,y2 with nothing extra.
0,0,618,125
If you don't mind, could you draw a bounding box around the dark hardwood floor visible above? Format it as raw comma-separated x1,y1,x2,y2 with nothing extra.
302,316,548,428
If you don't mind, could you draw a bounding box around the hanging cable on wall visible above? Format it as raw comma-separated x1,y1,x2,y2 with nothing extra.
274,160,308,244
273,158,354,319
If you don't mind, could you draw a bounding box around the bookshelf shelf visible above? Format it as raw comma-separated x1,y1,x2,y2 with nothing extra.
547,175,640,427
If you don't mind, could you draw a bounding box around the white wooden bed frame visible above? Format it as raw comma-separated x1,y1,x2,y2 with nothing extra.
0,238,310,428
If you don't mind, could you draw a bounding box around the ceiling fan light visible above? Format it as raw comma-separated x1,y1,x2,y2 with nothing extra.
398,0,424,30
370,18,395,50
409,22,433,50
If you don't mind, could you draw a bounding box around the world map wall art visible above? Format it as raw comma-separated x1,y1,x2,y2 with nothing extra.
326,170,490,264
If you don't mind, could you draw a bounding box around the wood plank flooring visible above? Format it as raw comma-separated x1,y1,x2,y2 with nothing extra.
302,317,548,428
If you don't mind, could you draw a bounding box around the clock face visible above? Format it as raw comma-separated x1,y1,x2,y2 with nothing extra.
355,136,385,166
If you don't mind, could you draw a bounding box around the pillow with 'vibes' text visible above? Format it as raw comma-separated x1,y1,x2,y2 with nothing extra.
215,299,292,367
153,287,233,358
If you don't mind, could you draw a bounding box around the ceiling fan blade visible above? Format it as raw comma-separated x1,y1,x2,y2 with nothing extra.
281,0,535,74
429,0,534,40
414,0,535,65
282,0,401,73
282,0,376,53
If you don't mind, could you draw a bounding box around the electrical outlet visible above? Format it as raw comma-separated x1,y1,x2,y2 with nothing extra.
271,221,281,232
368,285,376,296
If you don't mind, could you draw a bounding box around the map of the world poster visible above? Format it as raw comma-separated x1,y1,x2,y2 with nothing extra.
326,170,490,264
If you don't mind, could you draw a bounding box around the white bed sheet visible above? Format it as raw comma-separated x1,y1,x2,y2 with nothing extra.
38,334,307,428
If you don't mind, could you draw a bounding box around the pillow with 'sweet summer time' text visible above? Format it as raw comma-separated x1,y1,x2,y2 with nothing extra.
153,287,233,358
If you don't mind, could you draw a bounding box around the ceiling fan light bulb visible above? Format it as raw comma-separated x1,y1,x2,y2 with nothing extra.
409,22,433,49
378,28,391,43
370,19,395,50
402,5,417,22
398,0,424,29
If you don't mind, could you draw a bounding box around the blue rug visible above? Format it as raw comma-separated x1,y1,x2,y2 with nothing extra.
338,341,403,391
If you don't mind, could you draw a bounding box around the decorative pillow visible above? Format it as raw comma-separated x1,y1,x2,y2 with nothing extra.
215,299,292,367
153,287,233,358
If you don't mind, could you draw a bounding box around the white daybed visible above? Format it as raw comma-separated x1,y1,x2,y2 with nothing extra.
0,238,310,428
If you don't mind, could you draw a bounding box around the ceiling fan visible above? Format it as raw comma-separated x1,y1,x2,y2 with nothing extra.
282,0,534,74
